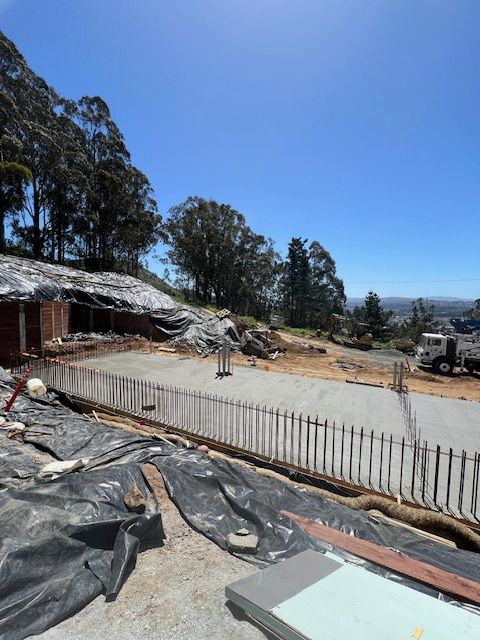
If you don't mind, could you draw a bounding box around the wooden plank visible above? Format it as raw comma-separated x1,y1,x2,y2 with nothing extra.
282,510,480,606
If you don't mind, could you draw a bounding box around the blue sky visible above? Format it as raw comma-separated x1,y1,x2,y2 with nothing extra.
2,0,479,299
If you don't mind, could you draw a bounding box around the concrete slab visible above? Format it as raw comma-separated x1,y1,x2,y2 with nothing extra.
83,352,480,453
84,352,407,435
75,352,479,519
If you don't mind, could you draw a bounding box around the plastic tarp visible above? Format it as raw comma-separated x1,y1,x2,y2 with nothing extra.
154,451,480,609
150,305,207,336
0,371,167,640
0,255,244,352
0,254,177,313
1,368,479,639
171,316,244,354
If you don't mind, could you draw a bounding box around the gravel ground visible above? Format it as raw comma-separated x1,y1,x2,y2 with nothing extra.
34,465,269,640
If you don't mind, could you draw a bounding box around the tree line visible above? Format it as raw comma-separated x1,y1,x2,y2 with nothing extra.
1,31,162,273
164,198,345,322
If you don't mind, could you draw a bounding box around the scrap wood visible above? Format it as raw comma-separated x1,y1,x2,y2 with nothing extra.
206,449,480,551
281,510,480,606
345,379,384,388
155,345,176,353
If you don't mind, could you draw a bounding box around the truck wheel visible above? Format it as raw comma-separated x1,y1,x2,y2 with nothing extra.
433,357,454,375
466,363,477,374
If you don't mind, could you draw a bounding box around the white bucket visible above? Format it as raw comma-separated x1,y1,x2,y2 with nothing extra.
26,378,47,398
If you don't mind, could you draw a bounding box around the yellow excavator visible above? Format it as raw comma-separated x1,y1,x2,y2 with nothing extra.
327,313,373,351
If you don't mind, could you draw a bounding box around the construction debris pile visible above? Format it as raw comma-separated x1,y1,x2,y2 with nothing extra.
1,368,479,639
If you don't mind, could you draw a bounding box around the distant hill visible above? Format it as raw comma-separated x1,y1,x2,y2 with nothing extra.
346,296,474,318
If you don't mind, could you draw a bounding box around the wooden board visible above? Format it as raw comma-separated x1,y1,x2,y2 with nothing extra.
282,510,480,606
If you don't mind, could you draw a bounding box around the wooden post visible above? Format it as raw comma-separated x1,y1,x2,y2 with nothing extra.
51,304,55,339
18,303,26,352
39,302,45,356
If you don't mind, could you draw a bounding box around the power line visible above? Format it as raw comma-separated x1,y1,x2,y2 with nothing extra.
349,278,480,285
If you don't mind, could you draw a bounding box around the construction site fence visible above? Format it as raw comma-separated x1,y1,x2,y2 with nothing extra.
12,358,480,524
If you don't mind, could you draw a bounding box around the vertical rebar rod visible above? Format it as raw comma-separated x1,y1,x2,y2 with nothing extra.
399,437,405,497
298,414,302,467
358,427,364,484
446,447,453,510
433,444,441,505
379,432,384,489
368,429,374,487
306,416,310,470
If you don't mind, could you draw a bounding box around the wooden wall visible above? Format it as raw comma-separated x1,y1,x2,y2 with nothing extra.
41,302,70,341
0,302,21,362
0,301,163,364
0,301,71,364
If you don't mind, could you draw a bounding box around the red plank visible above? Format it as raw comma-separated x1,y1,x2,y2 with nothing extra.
282,510,480,606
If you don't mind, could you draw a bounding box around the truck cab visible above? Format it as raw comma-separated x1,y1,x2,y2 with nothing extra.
417,332,480,374
416,333,457,374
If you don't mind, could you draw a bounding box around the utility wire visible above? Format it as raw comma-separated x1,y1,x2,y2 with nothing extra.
349,278,480,285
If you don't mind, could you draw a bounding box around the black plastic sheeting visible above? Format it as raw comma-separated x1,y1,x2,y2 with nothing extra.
0,371,168,640
151,310,245,354
0,254,176,313
0,464,164,640
154,451,480,596
0,255,244,353
149,306,207,336
1,367,479,639
171,316,244,354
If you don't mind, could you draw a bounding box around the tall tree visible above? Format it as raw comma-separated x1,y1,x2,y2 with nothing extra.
165,196,279,318
399,298,436,342
116,166,163,275
308,241,345,329
70,96,131,269
0,160,31,253
351,291,392,340
281,238,310,327
0,30,62,257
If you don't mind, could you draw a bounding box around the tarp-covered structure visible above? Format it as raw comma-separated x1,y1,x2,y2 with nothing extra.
0,255,245,354
0,254,177,313
1,369,479,638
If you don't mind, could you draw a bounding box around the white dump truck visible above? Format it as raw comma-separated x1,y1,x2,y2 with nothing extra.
416,332,480,374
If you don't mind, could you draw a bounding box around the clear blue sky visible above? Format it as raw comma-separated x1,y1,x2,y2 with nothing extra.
2,0,479,299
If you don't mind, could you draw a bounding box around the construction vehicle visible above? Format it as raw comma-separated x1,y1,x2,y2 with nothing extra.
327,314,373,351
416,332,480,374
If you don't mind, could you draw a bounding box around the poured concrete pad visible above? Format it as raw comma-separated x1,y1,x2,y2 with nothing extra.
78,352,479,518
84,352,407,436
83,352,480,452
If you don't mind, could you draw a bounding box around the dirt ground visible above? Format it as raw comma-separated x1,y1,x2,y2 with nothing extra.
143,331,480,403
